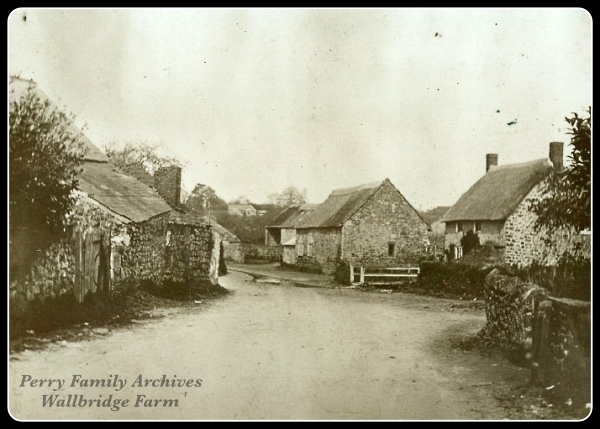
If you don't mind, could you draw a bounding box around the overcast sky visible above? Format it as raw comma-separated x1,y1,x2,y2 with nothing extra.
8,8,592,210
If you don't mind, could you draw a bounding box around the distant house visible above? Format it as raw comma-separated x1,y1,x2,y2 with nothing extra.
440,142,586,265
228,204,258,217
9,78,221,307
292,179,430,274
265,204,319,265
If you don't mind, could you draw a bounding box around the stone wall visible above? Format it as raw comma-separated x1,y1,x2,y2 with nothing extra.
9,195,121,304
482,270,591,409
504,184,592,267
223,241,244,263
242,243,280,262
480,269,546,353
119,213,218,287
342,180,429,267
538,297,591,407
296,227,341,274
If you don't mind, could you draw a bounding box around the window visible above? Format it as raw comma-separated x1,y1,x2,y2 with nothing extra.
165,230,172,246
307,235,314,257
475,221,482,232
456,222,463,233
297,238,304,256
388,242,396,257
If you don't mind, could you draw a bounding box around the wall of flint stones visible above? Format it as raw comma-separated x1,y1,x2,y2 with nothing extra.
9,195,120,304
119,213,218,286
480,269,544,354
10,196,219,315
482,268,590,403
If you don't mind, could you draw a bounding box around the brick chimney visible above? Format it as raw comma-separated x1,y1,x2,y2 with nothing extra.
154,165,182,208
549,142,564,172
486,153,498,172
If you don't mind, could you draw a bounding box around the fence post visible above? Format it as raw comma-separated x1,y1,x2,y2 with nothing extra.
531,299,553,384
360,266,365,285
349,264,354,284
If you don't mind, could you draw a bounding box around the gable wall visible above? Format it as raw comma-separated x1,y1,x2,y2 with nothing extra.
342,180,429,266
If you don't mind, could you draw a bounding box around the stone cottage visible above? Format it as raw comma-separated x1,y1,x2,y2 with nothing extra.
265,204,319,265
9,78,220,307
292,179,430,274
440,142,589,266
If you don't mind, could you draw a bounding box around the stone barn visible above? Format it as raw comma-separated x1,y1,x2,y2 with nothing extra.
293,179,430,275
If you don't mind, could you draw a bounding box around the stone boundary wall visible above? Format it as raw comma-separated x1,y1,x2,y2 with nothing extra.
482,269,591,408
480,268,546,354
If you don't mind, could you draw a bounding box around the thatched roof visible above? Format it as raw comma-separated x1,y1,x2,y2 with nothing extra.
441,158,552,222
295,180,384,229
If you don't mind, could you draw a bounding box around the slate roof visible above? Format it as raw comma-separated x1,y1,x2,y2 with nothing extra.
10,77,176,223
78,162,172,223
294,181,384,229
440,158,553,222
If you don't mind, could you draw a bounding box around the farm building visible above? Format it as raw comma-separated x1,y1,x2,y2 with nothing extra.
9,77,221,308
292,179,430,275
228,204,259,217
440,142,590,266
265,204,319,265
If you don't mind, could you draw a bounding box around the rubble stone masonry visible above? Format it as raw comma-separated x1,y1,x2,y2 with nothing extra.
342,180,429,267
504,184,591,267
120,213,218,286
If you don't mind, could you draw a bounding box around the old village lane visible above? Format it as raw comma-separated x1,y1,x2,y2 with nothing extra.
9,271,528,421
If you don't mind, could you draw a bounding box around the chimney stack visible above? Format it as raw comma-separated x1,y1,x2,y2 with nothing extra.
549,142,564,172
486,153,498,172
154,165,182,208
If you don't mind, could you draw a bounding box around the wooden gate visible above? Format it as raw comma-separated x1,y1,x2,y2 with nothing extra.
74,231,111,302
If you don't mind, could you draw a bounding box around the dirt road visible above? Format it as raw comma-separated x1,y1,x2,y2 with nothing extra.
9,270,529,420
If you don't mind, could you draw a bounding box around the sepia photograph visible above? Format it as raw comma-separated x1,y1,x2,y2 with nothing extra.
8,7,592,421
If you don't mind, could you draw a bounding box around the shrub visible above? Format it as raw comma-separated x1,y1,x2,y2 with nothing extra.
461,230,480,254
417,261,498,298
334,261,352,286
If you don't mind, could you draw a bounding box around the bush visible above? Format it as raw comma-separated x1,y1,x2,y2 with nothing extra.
334,261,352,286
507,256,590,301
417,261,498,298
461,230,480,254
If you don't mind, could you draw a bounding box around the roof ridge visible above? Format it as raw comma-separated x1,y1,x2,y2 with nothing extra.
330,180,383,196
489,157,550,171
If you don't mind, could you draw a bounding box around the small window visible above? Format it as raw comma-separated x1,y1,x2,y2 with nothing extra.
388,242,396,257
297,238,304,256
307,242,313,257
456,222,463,233
475,221,482,232
165,230,172,246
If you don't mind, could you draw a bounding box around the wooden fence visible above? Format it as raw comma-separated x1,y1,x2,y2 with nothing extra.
350,265,420,286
